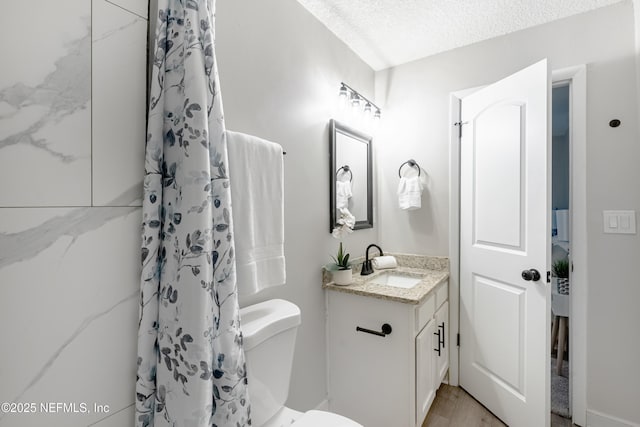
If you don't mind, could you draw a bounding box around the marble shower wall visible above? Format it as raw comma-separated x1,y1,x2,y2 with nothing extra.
93,0,147,206
0,0,91,206
0,1,147,426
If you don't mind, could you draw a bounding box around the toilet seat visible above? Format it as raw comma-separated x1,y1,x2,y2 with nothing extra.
292,410,363,427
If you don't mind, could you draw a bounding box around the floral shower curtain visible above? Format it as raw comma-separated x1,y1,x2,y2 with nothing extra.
136,1,250,426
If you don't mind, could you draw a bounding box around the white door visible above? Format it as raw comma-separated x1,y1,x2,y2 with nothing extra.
459,59,551,427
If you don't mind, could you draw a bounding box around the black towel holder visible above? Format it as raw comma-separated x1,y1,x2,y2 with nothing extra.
336,165,353,182
398,159,421,177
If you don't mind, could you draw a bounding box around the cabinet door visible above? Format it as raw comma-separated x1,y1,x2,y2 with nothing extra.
434,301,449,384
415,318,436,426
327,292,413,427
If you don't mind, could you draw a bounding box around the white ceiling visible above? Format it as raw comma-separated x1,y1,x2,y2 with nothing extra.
296,0,627,70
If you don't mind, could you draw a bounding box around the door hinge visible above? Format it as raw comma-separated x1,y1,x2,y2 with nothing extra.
456,333,460,347
547,271,551,283
453,121,468,138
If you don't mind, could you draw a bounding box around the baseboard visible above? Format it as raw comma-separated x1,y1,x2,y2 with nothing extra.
314,398,329,411
587,410,640,427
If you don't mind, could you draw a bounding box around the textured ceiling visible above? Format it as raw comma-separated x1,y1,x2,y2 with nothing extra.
296,0,627,70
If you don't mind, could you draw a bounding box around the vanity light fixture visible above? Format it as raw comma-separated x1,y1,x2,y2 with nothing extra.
338,82,381,120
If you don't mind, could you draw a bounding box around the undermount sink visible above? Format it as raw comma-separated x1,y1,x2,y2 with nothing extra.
367,272,422,289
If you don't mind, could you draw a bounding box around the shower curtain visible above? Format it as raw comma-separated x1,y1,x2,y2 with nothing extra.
136,1,250,426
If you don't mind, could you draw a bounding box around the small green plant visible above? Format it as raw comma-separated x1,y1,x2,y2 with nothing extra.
552,259,569,279
330,242,351,271
329,208,355,271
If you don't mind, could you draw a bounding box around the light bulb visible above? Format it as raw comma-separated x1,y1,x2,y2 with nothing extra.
338,84,348,102
351,93,361,109
374,109,381,120
363,102,372,116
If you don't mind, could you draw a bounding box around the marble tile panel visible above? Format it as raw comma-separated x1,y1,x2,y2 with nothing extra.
92,0,147,207
91,403,134,426
0,0,91,207
0,207,141,427
106,0,149,20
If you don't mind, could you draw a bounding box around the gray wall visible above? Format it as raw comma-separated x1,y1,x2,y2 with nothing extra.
552,85,570,212
375,1,640,424
216,0,376,411
552,133,570,211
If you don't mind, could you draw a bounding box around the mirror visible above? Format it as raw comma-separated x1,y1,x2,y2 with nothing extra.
330,119,373,231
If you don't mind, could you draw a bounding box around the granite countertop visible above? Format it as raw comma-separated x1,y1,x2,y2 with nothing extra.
322,254,449,305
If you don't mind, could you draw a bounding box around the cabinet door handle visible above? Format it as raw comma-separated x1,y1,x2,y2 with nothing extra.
356,323,392,337
439,322,445,348
433,329,442,356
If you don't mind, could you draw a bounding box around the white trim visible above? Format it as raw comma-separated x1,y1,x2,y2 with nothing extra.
633,0,640,128
447,85,482,388
448,64,588,426
447,94,459,387
553,65,588,427
587,410,640,427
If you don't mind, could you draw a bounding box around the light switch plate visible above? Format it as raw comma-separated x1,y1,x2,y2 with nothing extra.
603,210,636,234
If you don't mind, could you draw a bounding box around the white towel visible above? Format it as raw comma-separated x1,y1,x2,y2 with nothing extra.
397,176,423,210
372,256,398,270
227,130,286,296
336,180,352,209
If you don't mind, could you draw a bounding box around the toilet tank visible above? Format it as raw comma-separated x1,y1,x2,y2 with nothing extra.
240,299,301,426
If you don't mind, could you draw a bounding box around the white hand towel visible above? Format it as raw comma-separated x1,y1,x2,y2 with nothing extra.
397,176,423,210
227,130,286,296
336,180,352,209
372,256,398,270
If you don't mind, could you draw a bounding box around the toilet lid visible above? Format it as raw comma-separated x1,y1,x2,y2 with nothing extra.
292,410,363,427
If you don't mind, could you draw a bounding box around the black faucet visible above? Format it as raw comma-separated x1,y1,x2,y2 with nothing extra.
361,244,384,275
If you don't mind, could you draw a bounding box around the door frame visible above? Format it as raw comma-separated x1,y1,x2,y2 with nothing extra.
448,65,587,427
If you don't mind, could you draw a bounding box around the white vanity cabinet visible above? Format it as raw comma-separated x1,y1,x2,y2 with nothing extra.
434,301,449,383
326,280,449,427
415,316,437,424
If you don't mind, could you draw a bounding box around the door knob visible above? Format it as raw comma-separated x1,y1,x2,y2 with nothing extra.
521,269,541,282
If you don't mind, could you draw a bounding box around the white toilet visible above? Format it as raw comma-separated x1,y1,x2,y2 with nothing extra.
240,299,362,427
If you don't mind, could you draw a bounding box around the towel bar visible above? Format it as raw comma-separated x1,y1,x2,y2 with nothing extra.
336,165,353,182
356,323,392,337
398,159,421,177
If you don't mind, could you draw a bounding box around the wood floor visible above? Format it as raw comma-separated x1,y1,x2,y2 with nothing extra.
422,384,575,427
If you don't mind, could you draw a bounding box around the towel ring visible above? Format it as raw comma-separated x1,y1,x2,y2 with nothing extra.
336,165,353,182
398,159,421,177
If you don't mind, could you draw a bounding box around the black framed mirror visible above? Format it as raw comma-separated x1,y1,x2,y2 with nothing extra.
330,119,373,232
